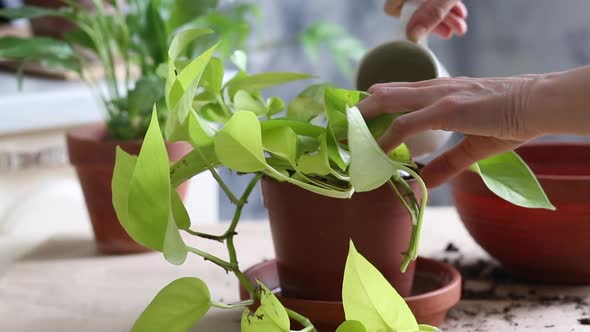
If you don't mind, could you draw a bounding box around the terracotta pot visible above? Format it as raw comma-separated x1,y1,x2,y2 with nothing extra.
67,124,191,254
240,258,462,331
24,0,111,39
451,142,590,283
262,177,422,301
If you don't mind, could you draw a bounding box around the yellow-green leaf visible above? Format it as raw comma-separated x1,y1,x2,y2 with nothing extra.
214,111,267,172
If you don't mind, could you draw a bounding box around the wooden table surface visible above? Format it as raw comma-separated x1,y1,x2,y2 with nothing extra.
0,207,589,331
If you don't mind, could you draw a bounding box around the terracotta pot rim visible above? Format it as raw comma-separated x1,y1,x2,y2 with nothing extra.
66,124,146,145
241,257,461,304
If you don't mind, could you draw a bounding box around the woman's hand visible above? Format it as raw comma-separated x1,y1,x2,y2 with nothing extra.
385,0,468,41
358,75,543,188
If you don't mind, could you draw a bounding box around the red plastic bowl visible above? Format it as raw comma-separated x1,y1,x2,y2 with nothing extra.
451,142,590,283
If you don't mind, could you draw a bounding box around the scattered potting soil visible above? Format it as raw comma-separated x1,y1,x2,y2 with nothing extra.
438,243,590,329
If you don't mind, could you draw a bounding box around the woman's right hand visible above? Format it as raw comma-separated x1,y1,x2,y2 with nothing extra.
358,75,543,188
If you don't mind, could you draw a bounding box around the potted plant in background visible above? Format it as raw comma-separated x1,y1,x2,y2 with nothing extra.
0,0,256,253
110,31,555,331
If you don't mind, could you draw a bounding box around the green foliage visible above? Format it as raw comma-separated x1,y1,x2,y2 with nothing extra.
299,22,366,77
341,241,418,332
111,30,554,332
0,0,253,140
241,282,290,332
132,277,211,332
474,151,555,209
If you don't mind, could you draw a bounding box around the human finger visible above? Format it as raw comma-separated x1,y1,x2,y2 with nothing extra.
420,136,517,187
407,0,459,41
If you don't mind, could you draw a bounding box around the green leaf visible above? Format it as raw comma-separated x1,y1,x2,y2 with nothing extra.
171,191,190,230
226,72,314,96
343,241,418,332
418,324,442,331
241,282,290,332
287,83,332,122
170,144,219,187
214,111,267,172
230,50,248,71
0,36,80,72
145,0,168,65
112,147,137,232
366,114,396,140
265,165,354,199
132,277,211,332
326,130,350,171
127,109,171,250
201,57,224,94
168,28,214,61
168,110,215,147
474,151,555,210
234,90,268,115
168,42,219,121
166,0,219,34
325,88,362,140
336,321,367,332
163,210,188,266
128,75,165,116
262,127,298,165
266,97,285,116
347,106,397,192
297,133,331,176
389,143,415,167
0,5,69,19
260,119,324,137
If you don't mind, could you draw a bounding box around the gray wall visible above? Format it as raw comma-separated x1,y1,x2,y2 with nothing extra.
217,0,590,219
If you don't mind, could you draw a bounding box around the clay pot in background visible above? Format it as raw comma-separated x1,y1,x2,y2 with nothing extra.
23,0,112,39
451,142,590,283
262,177,423,301
67,125,191,254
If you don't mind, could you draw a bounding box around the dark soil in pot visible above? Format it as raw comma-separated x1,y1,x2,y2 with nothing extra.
451,142,590,283
67,124,191,254
262,176,422,301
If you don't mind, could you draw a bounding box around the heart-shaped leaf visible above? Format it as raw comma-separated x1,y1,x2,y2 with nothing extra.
230,50,248,71
132,277,211,332
297,133,331,176
227,72,314,96
241,281,290,332
474,151,555,210
214,111,267,172
262,126,298,165
347,106,398,192
234,90,268,115
325,88,362,140
336,320,367,332
342,241,418,332
126,109,171,251
163,210,188,266
260,119,325,137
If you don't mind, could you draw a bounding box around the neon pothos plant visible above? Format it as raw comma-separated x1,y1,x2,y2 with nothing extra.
111,29,554,332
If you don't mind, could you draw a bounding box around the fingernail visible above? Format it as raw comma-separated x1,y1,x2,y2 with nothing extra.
410,25,427,42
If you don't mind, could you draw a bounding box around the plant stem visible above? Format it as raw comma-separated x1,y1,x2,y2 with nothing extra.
184,229,224,242
211,299,254,309
286,308,317,332
193,146,241,205
187,247,236,272
225,174,262,296
397,165,428,272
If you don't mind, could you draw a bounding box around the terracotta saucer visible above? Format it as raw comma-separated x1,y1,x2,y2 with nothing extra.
239,257,461,331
